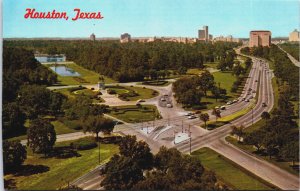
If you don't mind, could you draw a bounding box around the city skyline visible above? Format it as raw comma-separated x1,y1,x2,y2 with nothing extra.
3,0,299,38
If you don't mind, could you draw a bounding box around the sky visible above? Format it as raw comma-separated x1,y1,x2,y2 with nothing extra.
3,0,299,38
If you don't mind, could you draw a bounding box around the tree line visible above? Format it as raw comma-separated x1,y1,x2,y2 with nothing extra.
4,40,240,82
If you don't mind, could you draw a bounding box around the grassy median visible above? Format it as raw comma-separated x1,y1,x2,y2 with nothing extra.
192,147,274,190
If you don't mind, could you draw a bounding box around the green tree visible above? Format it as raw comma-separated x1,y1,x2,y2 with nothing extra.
83,116,115,140
230,125,245,142
27,119,56,155
2,102,26,138
279,141,299,166
3,140,27,172
119,135,153,170
198,70,215,96
244,130,265,152
199,113,209,129
211,109,221,122
100,155,144,190
261,111,271,126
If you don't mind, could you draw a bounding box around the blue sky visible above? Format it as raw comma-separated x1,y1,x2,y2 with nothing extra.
3,0,299,38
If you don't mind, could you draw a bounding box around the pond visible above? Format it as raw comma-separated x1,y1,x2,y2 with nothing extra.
49,66,81,76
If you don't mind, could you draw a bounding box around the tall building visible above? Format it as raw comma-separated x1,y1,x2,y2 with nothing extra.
198,25,209,42
90,33,96,41
120,33,131,43
289,29,300,42
249,31,271,47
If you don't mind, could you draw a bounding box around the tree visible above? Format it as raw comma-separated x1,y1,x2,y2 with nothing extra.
83,116,115,140
27,119,56,155
3,140,27,172
17,85,52,119
2,102,26,138
100,155,144,190
211,109,221,122
199,113,209,129
119,135,153,170
198,70,215,96
261,111,271,126
230,125,245,142
279,141,299,166
244,130,265,152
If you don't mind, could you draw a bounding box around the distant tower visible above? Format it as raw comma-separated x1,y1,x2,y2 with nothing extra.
198,25,209,42
90,33,96,41
120,33,131,43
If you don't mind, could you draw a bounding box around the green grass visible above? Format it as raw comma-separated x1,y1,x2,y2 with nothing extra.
226,136,299,176
204,61,219,69
108,105,161,123
107,86,158,101
186,68,203,75
4,140,119,190
55,87,104,103
192,147,274,190
213,71,238,97
46,62,116,85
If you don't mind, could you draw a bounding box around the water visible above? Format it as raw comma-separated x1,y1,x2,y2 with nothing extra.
35,56,66,63
49,66,81,76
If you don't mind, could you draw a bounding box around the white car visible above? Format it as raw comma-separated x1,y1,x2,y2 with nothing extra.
160,97,166,101
188,115,197,119
185,112,193,116
166,104,172,108
226,101,232,105
220,106,226,110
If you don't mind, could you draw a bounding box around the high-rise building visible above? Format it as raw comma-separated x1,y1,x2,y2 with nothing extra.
249,31,271,47
90,33,96,41
198,26,209,42
289,29,300,42
120,33,131,43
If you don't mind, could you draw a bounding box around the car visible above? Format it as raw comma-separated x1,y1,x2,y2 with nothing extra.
185,112,193,116
249,95,253,99
245,99,250,102
255,80,258,82
232,99,238,103
164,94,169,97
166,104,173,108
247,92,251,95
215,106,220,109
262,102,267,107
242,98,246,101
220,106,226,110
137,99,145,103
226,101,232,105
188,115,197,119
252,90,256,93
160,97,166,101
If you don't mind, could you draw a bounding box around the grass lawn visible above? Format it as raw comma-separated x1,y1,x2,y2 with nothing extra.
225,136,299,176
106,86,158,101
204,62,219,69
46,62,116,85
213,71,238,97
55,87,104,103
4,140,119,190
192,147,274,190
108,105,161,123
187,68,203,75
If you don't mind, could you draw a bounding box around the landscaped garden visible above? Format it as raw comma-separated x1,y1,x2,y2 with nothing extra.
108,105,161,123
106,85,158,101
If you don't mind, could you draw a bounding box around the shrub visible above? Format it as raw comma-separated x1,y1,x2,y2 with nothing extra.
68,87,86,92
107,89,117,94
70,137,97,150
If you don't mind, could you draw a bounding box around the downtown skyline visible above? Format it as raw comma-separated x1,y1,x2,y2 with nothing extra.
3,0,299,38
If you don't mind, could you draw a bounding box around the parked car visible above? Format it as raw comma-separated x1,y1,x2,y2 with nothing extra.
262,102,267,107
245,99,250,102
185,112,193,116
220,106,226,110
160,97,166,101
226,101,233,105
